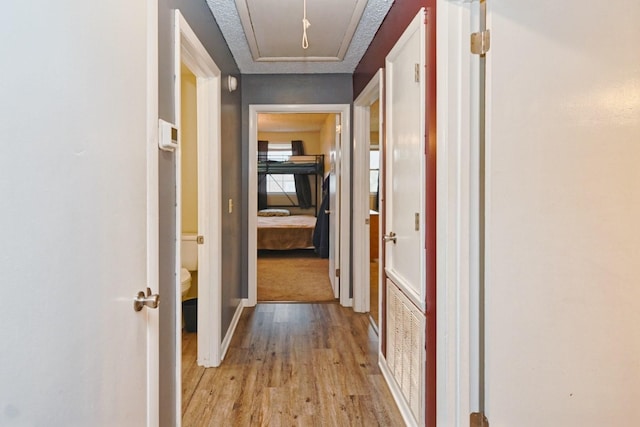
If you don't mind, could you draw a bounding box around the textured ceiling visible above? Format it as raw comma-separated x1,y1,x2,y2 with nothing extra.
206,0,393,74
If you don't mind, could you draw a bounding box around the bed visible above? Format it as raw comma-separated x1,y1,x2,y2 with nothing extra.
257,214,317,250
258,154,324,215
258,154,324,175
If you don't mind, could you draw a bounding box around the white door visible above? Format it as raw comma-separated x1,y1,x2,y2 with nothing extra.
328,114,341,297
384,11,427,310
482,1,640,425
0,2,156,426
382,9,428,425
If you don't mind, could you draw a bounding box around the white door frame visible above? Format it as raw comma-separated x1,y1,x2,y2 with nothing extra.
146,0,160,424
352,70,384,314
174,7,223,395
435,0,477,425
247,104,351,307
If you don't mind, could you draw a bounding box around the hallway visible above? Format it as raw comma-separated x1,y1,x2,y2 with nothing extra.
182,303,404,425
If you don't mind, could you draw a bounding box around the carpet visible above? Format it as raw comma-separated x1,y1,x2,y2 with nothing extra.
257,249,335,302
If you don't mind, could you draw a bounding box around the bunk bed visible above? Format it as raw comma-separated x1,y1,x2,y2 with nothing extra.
257,154,324,250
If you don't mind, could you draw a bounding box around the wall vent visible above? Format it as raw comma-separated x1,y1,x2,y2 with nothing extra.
386,279,425,423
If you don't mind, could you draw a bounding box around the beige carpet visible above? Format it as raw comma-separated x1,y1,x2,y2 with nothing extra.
258,250,335,302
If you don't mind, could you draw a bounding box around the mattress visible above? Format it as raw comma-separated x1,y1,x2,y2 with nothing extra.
257,215,316,250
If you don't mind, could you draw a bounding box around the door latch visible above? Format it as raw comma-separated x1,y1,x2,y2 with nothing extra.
134,287,160,312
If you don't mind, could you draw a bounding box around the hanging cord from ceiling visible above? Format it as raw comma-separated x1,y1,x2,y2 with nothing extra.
302,0,310,49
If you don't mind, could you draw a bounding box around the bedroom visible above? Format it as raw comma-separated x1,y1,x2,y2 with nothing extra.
256,112,335,302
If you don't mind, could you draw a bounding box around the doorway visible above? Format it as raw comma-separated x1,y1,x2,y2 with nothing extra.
247,104,352,308
255,113,335,303
353,70,384,331
173,11,223,415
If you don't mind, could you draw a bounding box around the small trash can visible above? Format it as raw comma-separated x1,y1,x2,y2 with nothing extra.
182,298,197,332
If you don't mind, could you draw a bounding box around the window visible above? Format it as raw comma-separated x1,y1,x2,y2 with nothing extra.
267,142,296,193
370,149,380,194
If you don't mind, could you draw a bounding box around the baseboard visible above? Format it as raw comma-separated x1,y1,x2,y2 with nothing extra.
242,297,255,308
379,353,417,427
220,300,244,361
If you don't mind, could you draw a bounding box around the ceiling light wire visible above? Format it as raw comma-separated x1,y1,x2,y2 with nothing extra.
302,0,310,49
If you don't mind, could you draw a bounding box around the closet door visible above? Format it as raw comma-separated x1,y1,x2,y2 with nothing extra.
482,1,640,425
382,8,428,425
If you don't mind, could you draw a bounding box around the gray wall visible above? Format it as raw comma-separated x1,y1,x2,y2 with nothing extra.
158,1,242,425
240,74,354,296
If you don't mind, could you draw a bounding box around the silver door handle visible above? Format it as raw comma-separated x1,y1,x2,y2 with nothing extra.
134,287,160,312
383,232,397,244
325,209,332,214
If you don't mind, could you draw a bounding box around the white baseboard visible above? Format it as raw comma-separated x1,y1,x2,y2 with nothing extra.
379,353,416,427
220,300,244,361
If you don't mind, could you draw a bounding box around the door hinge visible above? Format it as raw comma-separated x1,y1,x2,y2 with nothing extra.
197,235,204,245
470,412,489,427
415,213,420,231
336,124,342,134
336,268,341,278
471,30,491,55
365,218,370,225
414,64,420,83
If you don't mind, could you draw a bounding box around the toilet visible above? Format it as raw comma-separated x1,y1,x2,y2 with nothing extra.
180,233,198,298
180,268,192,298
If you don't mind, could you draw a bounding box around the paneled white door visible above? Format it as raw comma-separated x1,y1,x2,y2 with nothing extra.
384,10,427,311
482,1,640,425
382,9,427,425
0,1,156,425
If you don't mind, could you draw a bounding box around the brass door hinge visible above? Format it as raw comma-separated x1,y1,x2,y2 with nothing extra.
414,64,420,82
471,30,491,55
336,268,341,278
470,412,489,427
197,235,204,245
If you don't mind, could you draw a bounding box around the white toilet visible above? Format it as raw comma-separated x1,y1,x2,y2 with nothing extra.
180,233,198,298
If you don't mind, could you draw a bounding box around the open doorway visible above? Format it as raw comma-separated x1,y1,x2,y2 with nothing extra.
247,104,352,308
353,70,383,330
255,113,335,302
173,12,223,424
368,100,381,328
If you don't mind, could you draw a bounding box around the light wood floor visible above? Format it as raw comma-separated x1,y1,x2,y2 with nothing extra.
182,303,404,426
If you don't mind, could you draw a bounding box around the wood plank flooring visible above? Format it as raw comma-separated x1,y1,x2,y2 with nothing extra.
182,303,404,426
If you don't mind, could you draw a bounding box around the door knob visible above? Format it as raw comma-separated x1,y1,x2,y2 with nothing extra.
134,287,160,312
383,232,397,244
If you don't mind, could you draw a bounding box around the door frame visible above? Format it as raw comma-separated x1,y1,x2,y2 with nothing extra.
352,69,384,314
173,7,223,386
146,0,159,424
247,104,351,307
435,0,476,424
